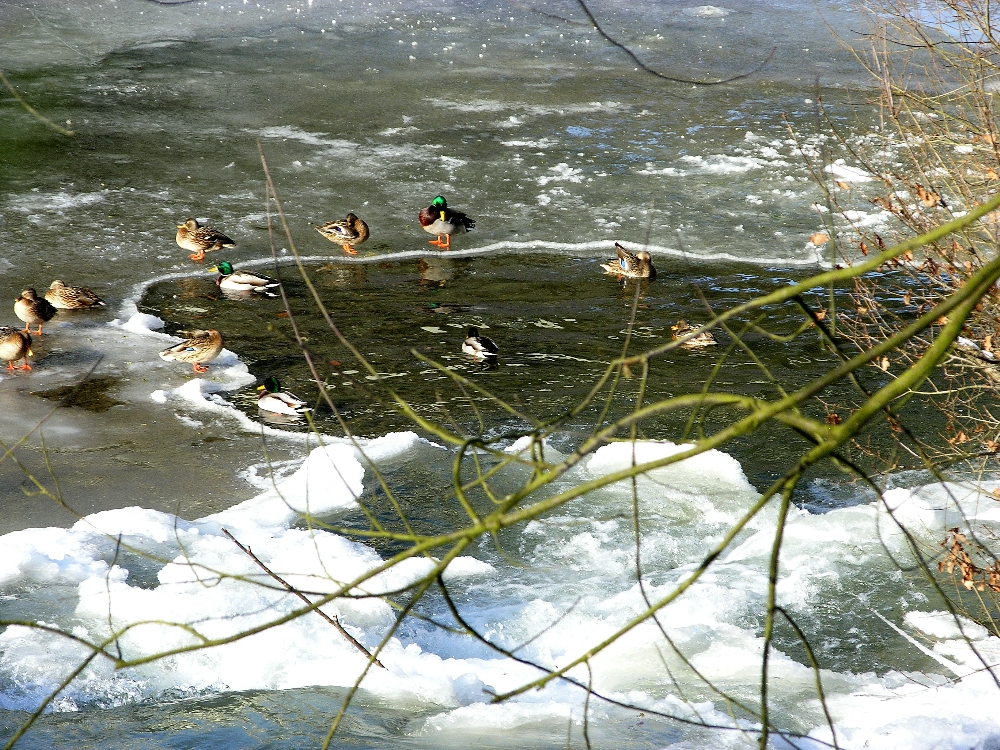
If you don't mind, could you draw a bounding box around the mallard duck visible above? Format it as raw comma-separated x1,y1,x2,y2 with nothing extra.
208,261,280,296
257,375,310,415
14,289,57,336
0,327,32,371
462,326,499,359
671,320,718,349
159,329,224,373
600,243,656,280
315,213,369,255
44,280,105,309
176,218,236,262
419,196,475,249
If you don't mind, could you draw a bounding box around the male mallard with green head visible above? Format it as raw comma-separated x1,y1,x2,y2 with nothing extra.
671,320,718,349
208,262,280,296
0,327,32,371
159,329,224,373
14,289,57,336
176,218,236,262
601,243,656,280
315,213,369,255
44,280,105,309
419,195,475,249
257,375,311,415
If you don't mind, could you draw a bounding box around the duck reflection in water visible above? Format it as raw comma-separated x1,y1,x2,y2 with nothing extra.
417,256,454,288
315,263,367,289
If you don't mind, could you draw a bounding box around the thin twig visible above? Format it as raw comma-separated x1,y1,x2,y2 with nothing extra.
222,527,385,668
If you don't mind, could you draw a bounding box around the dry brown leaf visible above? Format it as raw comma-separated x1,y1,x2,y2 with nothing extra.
987,167,999,180
915,184,942,208
903,291,911,305
878,356,890,371
836,180,850,190
809,232,829,246
815,309,827,321
937,316,949,326
982,133,997,144
859,241,869,256
826,412,843,425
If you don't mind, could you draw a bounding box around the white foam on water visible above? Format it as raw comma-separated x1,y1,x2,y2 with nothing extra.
8,433,1000,746
824,160,874,183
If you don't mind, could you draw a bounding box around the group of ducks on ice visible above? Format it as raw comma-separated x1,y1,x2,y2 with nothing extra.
0,195,713,417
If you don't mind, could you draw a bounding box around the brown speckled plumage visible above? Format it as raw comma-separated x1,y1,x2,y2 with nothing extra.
671,320,718,349
0,327,32,371
176,219,236,262
14,289,57,336
159,329,224,373
45,280,105,309
600,243,656,280
315,213,369,255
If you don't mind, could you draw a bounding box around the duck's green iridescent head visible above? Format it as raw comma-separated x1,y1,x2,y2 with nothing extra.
215,261,234,275
431,195,447,210
259,375,281,393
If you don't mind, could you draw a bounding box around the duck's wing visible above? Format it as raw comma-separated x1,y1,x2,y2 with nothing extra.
316,220,358,240
229,271,277,287
615,243,638,271
447,208,475,231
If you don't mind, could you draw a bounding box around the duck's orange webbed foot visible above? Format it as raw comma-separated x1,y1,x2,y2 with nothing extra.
34,326,43,336
343,245,358,255
18,362,31,371
192,363,209,373
190,251,205,262
5,362,13,372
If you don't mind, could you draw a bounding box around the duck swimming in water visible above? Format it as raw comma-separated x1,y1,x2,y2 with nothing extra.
419,196,475,249
462,326,499,359
257,375,311,415
208,261,280,296
600,243,656,280
671,320,718,349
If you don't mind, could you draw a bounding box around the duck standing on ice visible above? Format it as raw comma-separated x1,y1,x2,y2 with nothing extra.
159,329,224,373
176,218,236,262
419,195,475,249
0,328,32,371
14,289,56,335
315,213,369,255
